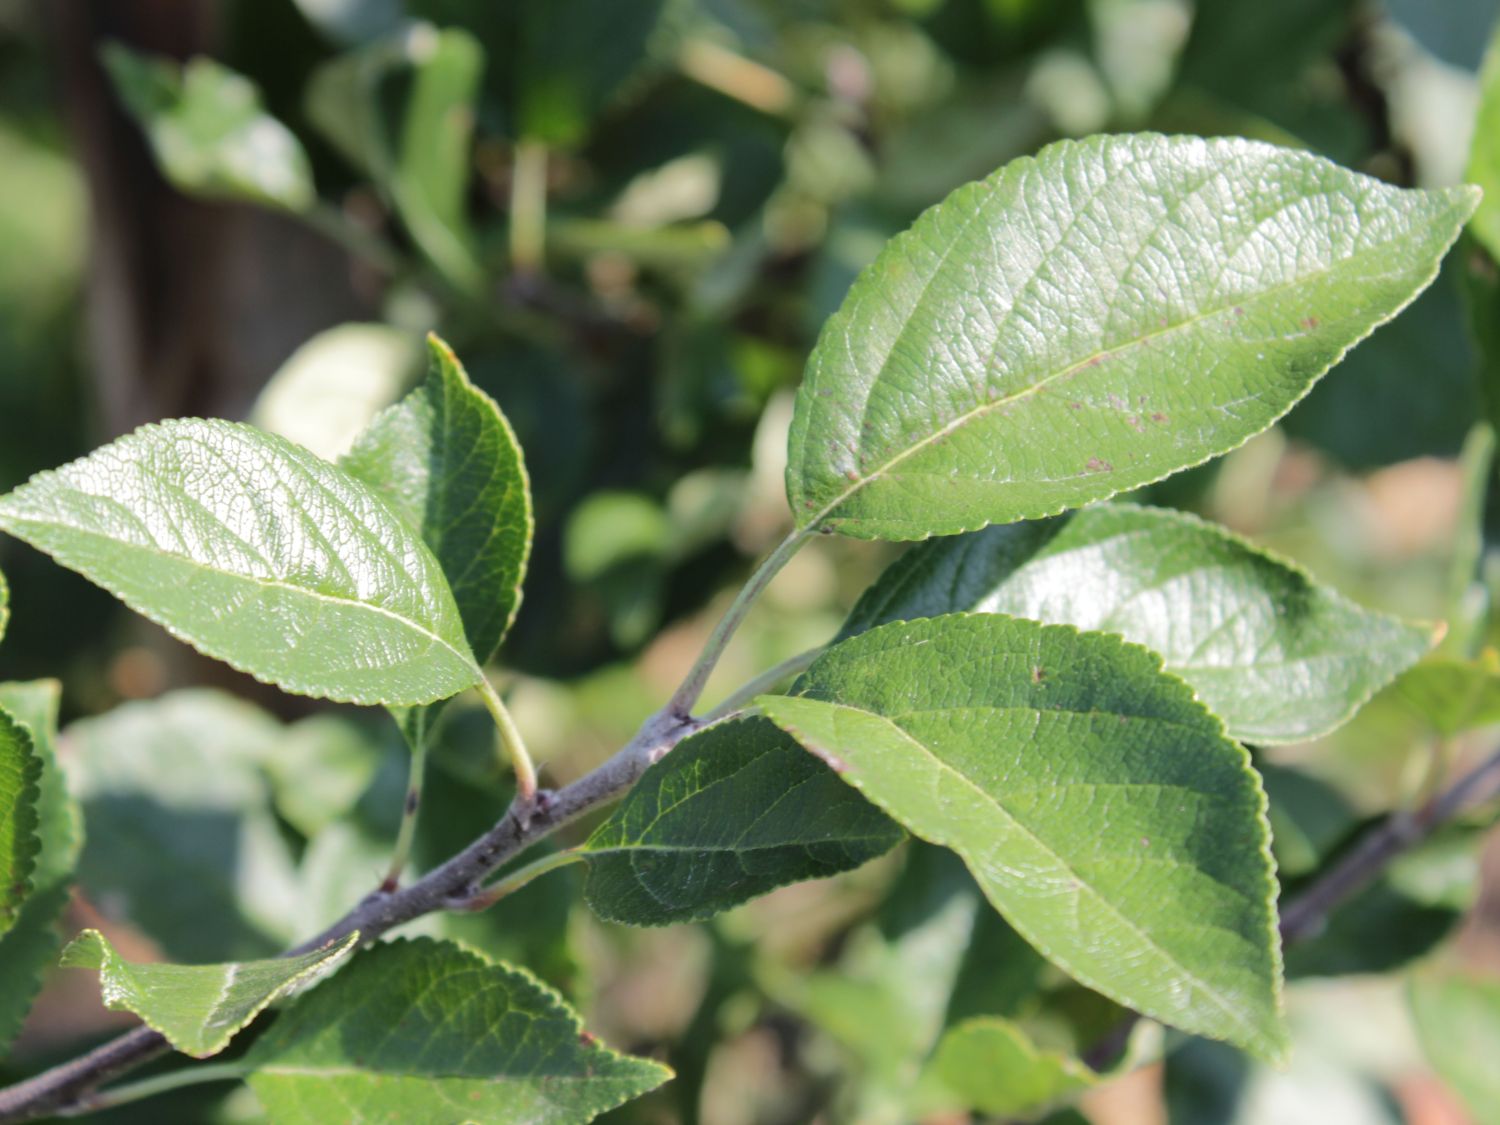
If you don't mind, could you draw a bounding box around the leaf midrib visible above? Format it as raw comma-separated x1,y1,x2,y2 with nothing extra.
785,697,1269,1048
0,513,479,681
806,225,1432,529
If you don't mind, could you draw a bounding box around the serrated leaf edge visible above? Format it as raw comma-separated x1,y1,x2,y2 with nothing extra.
760,612,1289,1062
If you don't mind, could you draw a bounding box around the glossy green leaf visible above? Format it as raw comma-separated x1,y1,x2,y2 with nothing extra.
1409,970,1500,1125
101,44,314,212
0,703,38,935
582,716,903,925
920,1017,1096,1117
0,682,79,1054
343,335,532,669
66,690,300,961
0,419,481,706
61,929,360,1059
841,503,1433,742
760,614,1286,1059
786,133,1475,540
245,938,671,1122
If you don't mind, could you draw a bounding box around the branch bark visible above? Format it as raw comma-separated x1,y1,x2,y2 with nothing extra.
0,708,700,1122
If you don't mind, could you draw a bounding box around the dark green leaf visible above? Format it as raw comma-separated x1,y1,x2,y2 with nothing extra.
342,335,532,670
101,44,314,212
245,938,671,1122
0,419,481,706
582,716,903,925
0,703,38,936
513,0,669,146
60,929,359,1058
787,134,1475,540
761,614,1286,1059
841,504,1433,742
0,681,78,1055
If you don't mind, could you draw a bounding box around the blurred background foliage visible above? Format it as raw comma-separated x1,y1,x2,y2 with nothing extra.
4,0,1500,1122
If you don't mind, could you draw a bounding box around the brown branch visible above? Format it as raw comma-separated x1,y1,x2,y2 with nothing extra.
1083,742,1500,1073
0,708,699,1123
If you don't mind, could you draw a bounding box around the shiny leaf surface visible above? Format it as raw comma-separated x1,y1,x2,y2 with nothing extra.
761,614,1286,1059
787,134,1475,539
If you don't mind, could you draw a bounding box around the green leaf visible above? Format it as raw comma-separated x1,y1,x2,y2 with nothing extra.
0,703,39,936
919,1017,1096,1118
60,929,360,1059
582,716,903,925
0,419,481,707
394,29,484,289
66,690,300,961
1392,651,1500,736
1409,970,1500,1125
342,335,533,670
512,0,669,147
245,937,671,1122
760,614,1286,1060
1469,23,1500,263
101,44,314,212
786,133,1475,540
841,503,1433,743
305,26,484,290
0,681,79,1055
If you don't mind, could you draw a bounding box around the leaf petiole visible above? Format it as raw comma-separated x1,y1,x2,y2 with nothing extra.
459,847,589,911
665,527,811,720
477,677,538,803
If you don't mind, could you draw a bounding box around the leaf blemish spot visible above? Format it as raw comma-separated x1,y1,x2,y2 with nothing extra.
1085,457,1113,473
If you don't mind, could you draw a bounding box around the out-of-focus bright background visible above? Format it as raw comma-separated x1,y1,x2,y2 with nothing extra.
4,1,1500,1122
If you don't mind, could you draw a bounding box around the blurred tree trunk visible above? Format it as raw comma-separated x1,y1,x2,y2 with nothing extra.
43,0,373,709
45,0,370,437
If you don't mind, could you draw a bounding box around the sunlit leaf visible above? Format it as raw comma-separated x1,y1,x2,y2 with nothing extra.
102,44,314,212
787,134,1474,540
61,929,360,1058
761,613,1286,1059
0,420,481,706
841,504,1433,742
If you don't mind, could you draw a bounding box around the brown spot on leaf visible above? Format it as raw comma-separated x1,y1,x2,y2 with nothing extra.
1233,306,1245,316
1085,457,1113,473
1150,412,1168,423
579,1031,599,1047
1068,401,1084,410
1126,415,1144,432
1031,666,1047,683
1301,316,1319,330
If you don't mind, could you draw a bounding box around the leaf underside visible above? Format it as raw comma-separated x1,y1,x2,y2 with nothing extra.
61,929,360,1058
841,503,1432,742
